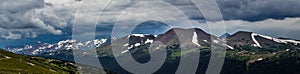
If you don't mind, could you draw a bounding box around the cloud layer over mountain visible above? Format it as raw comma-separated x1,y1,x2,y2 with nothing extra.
0,0,300,40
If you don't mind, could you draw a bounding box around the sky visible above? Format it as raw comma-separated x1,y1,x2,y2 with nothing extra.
1,0,300,47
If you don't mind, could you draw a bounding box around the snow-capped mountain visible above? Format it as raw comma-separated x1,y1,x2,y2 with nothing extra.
154,28,218,45
98,28,233,55
6,28,300,59
226,31,300,49
105,34,157,51
5,38,107,55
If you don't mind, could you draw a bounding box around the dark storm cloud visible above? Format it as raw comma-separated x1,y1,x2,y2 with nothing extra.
216,0,300,21
133,0,300,22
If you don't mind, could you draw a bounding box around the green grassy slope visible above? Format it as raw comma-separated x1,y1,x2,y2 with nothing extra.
0,49,77,74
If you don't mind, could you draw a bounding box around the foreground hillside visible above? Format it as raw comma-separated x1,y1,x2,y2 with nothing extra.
224,49,300,74
0,49,78,73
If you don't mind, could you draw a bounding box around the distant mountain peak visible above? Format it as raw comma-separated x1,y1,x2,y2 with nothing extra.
219,33,231,39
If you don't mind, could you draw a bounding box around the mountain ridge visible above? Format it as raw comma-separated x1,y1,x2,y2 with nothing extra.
4,28,300,57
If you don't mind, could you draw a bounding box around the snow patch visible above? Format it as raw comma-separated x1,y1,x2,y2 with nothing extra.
128,34,149,38
4,56,11,59
134,43,141,47
213,40,220,43
48,45,54,48
97,39,106,44
192,32,201,46
145,39,153,44
32,49,42,55
128,45,134,49
26,62,35,66
83,52,88,55
203,40,208,42
251,33,262,48
257,58,263,61
224,44,234,49
123,43,129,46
286,49,290,51
253,32,300,46
25,45,33,49
76,42,84,46
49,53,54,56
121,50,129,54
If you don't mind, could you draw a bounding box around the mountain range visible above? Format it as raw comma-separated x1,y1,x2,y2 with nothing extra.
2,28,300,74
5,38,108,55
6,28,300,56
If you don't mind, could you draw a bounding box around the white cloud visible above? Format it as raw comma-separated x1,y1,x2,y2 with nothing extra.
1,31,22,40
0,0,76,39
